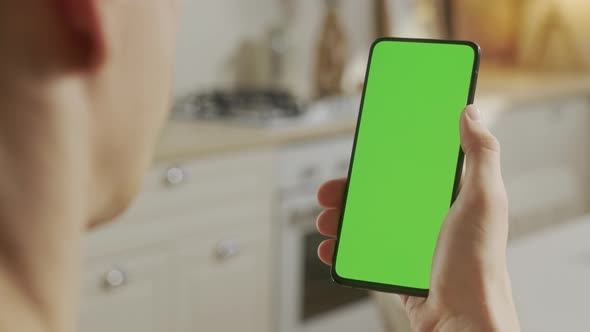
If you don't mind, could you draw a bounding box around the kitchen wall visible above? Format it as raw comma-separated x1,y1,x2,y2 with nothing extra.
174,0,375,98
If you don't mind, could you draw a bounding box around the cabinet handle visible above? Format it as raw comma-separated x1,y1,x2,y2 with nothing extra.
300,166,319,181
103,268,127,290
164,166,187,186
336,160,349,174
214,240,240,261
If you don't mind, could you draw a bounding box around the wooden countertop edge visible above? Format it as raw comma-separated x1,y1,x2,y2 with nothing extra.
153,121,358,163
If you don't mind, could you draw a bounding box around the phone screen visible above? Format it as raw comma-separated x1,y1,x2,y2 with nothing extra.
333,38,479,296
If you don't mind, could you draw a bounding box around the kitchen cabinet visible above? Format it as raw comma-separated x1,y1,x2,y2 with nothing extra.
492,95,590,238
80,149,274,332
77,82,590,332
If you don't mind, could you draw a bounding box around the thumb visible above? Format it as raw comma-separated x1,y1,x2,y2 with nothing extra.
460,105,504,190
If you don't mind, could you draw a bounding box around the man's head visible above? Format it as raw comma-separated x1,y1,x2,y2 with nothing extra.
0,0,180,225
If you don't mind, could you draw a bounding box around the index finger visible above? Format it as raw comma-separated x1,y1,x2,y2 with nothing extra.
317,178,347,208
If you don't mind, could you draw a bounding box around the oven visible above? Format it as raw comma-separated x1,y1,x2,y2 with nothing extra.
275,136,384,332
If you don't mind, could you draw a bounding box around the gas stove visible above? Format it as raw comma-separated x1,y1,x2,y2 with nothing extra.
173,90,361,129
173,90,302,126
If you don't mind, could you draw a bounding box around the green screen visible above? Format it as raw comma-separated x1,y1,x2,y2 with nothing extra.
334,39,478,291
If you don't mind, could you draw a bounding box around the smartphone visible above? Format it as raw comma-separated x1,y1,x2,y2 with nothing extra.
332,38,480,297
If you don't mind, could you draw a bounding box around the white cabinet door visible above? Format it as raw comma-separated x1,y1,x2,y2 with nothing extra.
79,251,173,332
175,227,271,332
492,96,590,237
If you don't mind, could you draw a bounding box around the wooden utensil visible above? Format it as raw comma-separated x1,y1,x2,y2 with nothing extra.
375,0,392,37
451,0,522,65
314,0,348,98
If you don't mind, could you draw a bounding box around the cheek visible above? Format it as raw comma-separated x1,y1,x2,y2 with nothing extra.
103,2,177,147
172,0,182,13
169,0,182,25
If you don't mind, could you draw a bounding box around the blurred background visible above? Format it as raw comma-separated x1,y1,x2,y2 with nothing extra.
82,0,590,331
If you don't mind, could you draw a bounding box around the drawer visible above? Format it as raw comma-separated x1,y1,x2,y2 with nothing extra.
494,96,590,176
176,224,270,265
115,149,273,225
81,249,170,297
141,149,272,192
85,191,272,259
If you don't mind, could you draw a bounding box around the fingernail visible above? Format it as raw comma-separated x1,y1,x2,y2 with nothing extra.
466,105,482,122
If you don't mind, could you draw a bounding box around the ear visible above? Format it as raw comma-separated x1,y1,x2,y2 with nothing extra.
51,0,105,69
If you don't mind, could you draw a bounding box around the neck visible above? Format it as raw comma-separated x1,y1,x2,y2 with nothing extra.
0,76,89,332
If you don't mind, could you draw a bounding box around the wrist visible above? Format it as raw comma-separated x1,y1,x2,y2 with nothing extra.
427,273,521,332
433,300,521,332
433,313,520,332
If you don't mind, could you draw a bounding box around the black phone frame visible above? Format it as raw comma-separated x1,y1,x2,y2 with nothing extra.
331,37,481,298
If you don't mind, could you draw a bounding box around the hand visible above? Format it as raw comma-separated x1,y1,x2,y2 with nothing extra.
316,105,521,332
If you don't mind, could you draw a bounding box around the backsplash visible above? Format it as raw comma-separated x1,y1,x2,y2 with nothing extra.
174,0,375,98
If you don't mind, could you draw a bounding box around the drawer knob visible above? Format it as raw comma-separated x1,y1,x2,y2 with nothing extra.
103,269,127,289
214,240,240,261
165,166,186,186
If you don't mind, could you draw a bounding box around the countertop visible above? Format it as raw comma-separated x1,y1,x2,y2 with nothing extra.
154,117,358,162
477,66,590,103
155,69,590,162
